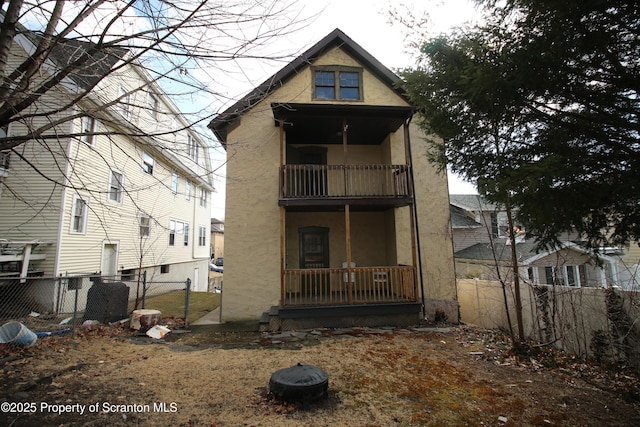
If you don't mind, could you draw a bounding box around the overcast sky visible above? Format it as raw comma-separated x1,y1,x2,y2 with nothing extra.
209,0,480,219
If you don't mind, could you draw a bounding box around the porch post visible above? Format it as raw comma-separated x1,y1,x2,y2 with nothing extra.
345,204,353,304
343,117,353,304
279,120,286,306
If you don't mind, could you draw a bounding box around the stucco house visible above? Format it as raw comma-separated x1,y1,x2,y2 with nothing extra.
209,29,457,329
450,195,622,288
0,24,213,312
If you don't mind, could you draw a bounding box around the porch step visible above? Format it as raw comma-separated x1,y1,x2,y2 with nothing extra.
259,306,282,332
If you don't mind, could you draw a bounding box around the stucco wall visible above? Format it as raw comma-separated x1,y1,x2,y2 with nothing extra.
221,45,456,322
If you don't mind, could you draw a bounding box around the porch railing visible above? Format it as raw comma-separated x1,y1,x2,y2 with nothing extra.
280,164,412,199
282,266,417,306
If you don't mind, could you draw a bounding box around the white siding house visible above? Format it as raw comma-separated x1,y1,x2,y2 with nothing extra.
0,25,214,310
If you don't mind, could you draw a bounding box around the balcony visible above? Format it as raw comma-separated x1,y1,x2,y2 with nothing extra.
282,265,417,306
279,164,413,210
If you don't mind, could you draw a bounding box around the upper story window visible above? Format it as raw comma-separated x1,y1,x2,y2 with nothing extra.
185,180,191,200
199,187,208,208
71,194,89,234
139,214,151,237
80,116,96,146
171,172,179,194
142,152,154,175
198,226,207,246
119,86,131,120
108,170,124,203
148,93,159,119
188,134,199,163
313,67,362,101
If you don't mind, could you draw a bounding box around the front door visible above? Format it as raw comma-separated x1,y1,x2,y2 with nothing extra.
299,226,329,268
299,227,329,299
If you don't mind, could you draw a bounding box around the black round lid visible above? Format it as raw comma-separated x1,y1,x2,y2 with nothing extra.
270,363,328,387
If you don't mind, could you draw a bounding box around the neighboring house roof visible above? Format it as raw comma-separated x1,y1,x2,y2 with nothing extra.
15,23,127,91
208,28,409,145
450,205,482,229
211,218,224,233
449,194,500,212
454,241,540,262
455,241,618,266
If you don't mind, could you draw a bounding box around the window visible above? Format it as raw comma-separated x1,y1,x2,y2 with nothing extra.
188,134,199,163
199,188,208,208
199,226,206,246
108,170,124,203
142,152,154,174
0,125,9,173
171,172,179,194
490,212,512,238
339,72,360,99
169,219,189,247
169,220,176,246
313,67,362,101
119,86,131,120
121,269,135,281
185,180,191,200
80,116,96,145
0,151,9,172
543,265,587,287
139,214,150,237
160,264,170,274
71,195,89,234
148,93,158,119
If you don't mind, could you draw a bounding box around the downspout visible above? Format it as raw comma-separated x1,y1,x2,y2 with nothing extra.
404,117,426,319
279,120,286,306
54,118,77,277
52,118,76,312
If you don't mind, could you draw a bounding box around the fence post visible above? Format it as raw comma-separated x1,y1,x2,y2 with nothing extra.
141,270,148,309
184,278,191,327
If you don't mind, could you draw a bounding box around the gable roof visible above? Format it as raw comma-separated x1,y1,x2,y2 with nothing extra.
449,194,499,212
454,241,618,266
208,28,408,144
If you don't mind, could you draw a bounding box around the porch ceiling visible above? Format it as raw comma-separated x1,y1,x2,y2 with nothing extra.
271,103,414,145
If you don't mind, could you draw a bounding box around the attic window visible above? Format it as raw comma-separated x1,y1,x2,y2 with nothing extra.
313,67,362,101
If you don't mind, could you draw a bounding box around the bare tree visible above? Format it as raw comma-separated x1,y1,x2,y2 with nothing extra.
0,0,306,152
0,0,308,281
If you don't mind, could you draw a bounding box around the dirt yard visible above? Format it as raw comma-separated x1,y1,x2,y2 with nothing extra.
0,322,639,426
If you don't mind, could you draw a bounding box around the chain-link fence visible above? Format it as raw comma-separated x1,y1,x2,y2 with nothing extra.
0,271,217,337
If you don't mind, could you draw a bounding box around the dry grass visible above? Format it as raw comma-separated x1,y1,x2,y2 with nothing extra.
142,290,219,324
1,326,639,426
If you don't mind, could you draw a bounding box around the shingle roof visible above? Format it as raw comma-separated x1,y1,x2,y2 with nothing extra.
449,194,499,212
454,241,541,262
17,27,127,91
450,205,482,228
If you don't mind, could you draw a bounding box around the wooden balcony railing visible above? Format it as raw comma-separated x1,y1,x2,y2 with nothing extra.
280,164,412,199
282,266,417,306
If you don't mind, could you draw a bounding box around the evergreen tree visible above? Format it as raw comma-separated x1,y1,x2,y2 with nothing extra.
401,0,640,251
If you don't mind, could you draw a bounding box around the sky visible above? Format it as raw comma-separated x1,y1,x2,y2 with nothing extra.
208,0,480,219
